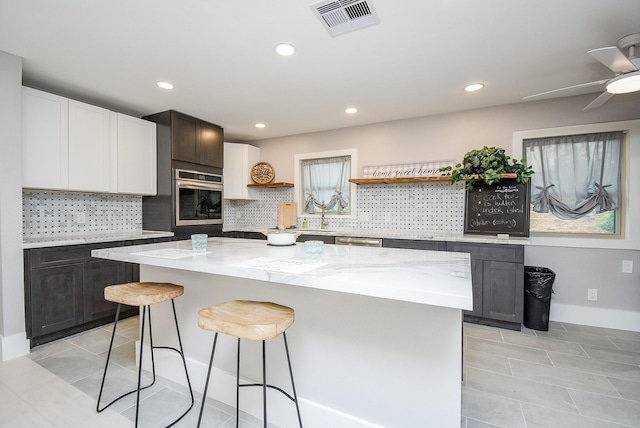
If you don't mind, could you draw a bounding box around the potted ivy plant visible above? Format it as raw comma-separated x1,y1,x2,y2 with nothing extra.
439,146,534,190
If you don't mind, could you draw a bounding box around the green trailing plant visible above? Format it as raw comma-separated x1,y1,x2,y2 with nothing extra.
439,146,534,190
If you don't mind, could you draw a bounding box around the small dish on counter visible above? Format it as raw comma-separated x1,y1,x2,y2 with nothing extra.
262,229,302,246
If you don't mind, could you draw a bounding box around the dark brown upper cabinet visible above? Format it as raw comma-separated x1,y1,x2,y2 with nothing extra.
144,110,223,169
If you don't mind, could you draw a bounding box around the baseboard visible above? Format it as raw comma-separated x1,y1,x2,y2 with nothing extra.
140,343,384,428
0,331,30,361
550,303,640,332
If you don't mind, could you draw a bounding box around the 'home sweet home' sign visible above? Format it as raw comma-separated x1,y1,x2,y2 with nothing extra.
362,160,454,179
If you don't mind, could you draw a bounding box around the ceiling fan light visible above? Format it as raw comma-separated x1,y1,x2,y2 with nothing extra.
606,70,640,94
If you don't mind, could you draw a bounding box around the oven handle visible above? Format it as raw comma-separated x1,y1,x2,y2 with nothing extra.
176,180,223,191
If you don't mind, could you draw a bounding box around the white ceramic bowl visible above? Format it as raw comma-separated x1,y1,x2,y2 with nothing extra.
262,230,302,246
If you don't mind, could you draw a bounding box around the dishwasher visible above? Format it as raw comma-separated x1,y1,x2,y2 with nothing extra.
335,236,383,247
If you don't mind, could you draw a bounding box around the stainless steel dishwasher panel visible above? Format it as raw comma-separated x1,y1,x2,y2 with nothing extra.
335,236,383,247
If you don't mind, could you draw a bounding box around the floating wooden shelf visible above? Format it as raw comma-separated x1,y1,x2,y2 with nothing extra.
247,182,294,188
349,174,517,185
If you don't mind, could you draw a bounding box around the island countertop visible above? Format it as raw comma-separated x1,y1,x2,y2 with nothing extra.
92,237,472,311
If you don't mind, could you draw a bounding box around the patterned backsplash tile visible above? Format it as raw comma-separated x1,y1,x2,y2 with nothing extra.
23,183,465,237
223,182,466,233
23,190,142,238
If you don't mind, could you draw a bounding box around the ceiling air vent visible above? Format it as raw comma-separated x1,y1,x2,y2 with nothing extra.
310,0,380,37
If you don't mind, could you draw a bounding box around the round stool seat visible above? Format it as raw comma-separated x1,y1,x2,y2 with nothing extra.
198,300,294,341
104,282,184,307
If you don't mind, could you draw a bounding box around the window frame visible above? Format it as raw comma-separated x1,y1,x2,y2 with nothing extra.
513,120,640,250
293,148,358,219
523,131,624,238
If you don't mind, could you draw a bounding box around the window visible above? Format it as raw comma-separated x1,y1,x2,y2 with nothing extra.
523,131,624,236
294,149,357,218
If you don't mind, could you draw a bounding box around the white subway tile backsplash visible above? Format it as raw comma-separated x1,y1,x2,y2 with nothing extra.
22,190,142,238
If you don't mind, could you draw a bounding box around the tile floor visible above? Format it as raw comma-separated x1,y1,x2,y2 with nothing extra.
1,317,639,427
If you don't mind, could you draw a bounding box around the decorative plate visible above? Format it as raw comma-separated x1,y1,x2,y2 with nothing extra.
251,162,275,184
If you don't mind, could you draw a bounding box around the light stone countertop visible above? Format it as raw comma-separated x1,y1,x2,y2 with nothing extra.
225,226,530,245
92,237,473,310
23,230,174,249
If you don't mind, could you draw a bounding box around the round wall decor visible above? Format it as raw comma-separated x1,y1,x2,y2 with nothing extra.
251,162,275,184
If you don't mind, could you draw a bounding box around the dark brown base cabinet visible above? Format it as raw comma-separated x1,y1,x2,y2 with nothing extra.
23,239,170,347
446,242,524,330
381,238,524,330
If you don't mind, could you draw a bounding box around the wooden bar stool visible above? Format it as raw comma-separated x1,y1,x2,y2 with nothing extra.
97,282,194,427
197,300,303,428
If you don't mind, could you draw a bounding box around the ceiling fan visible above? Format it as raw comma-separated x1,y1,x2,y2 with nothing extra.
524,33,640,110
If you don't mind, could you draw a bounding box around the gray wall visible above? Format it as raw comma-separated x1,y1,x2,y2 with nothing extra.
253,93,640,331
0,51,29,359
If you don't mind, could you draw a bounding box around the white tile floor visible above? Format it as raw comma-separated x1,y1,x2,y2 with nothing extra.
1,317,639,427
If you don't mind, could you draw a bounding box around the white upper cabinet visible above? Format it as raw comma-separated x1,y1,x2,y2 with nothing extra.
68,99,114,192
21,87,69,190
116,113,157,195
223,142,260,200
21,87,157,195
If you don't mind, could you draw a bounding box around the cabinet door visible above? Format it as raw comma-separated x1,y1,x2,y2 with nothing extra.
483,261,524,323
223,143,259,199
30,264,84,337
68,100,115,192
83,259,128,321
117,114,157,195
198,120,223,168
21,87,69,190
171,111,199,164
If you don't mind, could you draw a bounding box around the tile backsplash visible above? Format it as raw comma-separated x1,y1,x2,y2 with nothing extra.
223,182,466,233
23,190,142,238
23,183,465,238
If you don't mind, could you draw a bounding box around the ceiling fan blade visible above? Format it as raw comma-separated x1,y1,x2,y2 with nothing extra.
583,91,615,110
523,79,608,100
588,47,637,73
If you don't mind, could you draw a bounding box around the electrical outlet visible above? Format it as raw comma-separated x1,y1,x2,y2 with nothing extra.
587,288,598,301
622,260,633,274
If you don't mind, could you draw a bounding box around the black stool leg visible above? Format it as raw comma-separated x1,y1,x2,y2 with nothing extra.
197,332,219,428
236,338,241,428
164,299,194,427
262,340,267,428
283,332,303,427
97,303,122,412
97,305,156,419
135,305,148,427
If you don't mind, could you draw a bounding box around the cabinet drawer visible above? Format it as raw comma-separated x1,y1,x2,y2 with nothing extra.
298,234,335,244
29,241,125,268
383,238,446,251
446,242,523,263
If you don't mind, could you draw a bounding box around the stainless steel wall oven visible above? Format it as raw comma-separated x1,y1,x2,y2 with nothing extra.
174,169,223,226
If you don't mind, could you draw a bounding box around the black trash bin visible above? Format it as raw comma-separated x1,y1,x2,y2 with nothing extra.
523,266,556,331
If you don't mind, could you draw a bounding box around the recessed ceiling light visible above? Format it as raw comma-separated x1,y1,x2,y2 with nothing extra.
464,83,484,92
345,107,358,114
255,123,266,128
157,81,174,90
275,43,296,56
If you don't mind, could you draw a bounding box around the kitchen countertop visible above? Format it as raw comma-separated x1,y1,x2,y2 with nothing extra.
23,230,174,249
92,237,472,310
225,226,530,245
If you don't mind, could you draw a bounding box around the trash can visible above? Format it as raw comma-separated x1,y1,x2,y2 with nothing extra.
523,266,556,331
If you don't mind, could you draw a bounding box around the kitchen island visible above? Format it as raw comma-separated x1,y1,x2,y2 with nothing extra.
92,238,472,428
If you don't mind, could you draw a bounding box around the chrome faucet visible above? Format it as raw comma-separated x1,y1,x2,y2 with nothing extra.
321,206,329,229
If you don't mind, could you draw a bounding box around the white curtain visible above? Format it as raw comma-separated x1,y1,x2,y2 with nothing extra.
302,155,350,214
524,132,622,220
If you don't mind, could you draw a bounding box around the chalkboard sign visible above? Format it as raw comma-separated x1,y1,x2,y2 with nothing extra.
464,179,530,237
